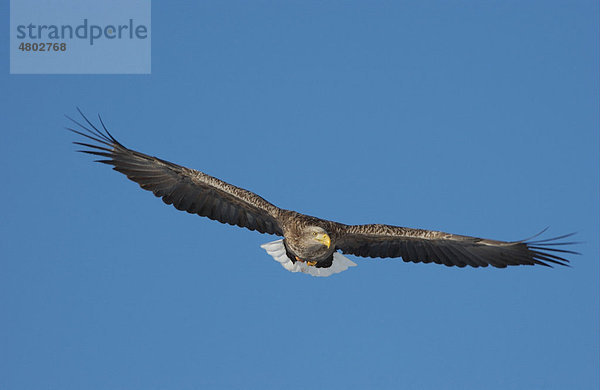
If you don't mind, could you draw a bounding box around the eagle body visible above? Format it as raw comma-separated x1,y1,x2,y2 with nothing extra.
69,110,576,277
280,213,335,262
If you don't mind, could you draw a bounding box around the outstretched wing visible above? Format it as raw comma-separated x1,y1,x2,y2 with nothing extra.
68,110,284,236
334,224,576,268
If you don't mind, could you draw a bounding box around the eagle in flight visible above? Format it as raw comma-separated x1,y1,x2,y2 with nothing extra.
69,110,576,277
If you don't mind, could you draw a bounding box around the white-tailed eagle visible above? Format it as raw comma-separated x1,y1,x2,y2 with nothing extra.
68,110,576,277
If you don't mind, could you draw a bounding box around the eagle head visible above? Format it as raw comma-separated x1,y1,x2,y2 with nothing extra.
302,226,331,249
282,225,333,262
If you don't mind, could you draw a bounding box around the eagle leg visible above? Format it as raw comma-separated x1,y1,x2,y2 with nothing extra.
294,256,317,267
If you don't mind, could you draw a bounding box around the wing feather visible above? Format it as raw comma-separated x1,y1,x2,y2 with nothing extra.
334,224,575,268
69,110,284,236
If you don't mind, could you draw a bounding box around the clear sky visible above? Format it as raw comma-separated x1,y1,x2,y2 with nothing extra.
1,1,598,389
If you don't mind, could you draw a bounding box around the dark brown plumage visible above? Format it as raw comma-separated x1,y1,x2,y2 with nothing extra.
69,110,576,276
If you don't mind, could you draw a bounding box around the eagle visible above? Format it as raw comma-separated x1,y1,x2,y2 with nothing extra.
68,110,576,277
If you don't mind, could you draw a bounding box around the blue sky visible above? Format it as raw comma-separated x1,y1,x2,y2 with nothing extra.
1,1,598,389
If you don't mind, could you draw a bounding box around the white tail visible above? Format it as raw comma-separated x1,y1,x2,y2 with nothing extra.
260,239,357,277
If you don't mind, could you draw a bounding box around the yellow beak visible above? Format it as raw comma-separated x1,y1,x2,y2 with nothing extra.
316,233,331,249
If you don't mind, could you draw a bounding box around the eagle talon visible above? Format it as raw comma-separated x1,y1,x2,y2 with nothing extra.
294,255,316,266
